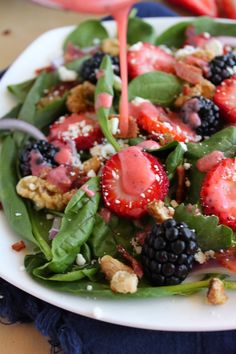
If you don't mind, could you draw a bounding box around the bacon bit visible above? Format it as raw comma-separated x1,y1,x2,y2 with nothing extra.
116,116,139,138
176,165,186,204
11,240,26,252
174,61,203,85
99,208,111,224
35,65,55,75
117,244,143,278
2,29,11,36
135,227,152,246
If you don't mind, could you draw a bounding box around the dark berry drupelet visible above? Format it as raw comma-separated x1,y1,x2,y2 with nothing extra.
19,140,59,176
181,96,220,138
141,219,198,286
80,52,120,84
206,52,236,86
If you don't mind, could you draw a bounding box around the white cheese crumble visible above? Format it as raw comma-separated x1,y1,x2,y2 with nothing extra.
58,66,78,82
175,45,200,59
76,253,86,266
131,96,150,106
87,169,96,178
179,142,188,152
194,249,215,264
205,38,223,56
109,117,120,135
15,212,22,217
87,284,93,291
90,143,116,159
129,41,143,51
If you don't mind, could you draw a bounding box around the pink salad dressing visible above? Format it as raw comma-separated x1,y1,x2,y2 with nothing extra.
138,140,161,150
46,165,72,192
196,150,225,173
95,92,113,110
119,146,156,196
51,0,137,137
81,184,95,198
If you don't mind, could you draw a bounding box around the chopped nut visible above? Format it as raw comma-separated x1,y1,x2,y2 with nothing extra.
100,255,133,281
101,38,120,56
110,270,138,294
82,156,101,174
147,200,174,223
207,278,228,305
175,80,215,108
16,176,75,211
66,81,95,113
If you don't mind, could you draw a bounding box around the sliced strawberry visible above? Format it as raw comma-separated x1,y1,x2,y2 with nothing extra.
174,62,203,85
221,0,236,19
101,146,169,218
200,157,236,231
137,106,196,143
127,43,176,78
214,75,236,123
184,26,212,48
215,247,236,274
48,113,103,150
166,0,218,17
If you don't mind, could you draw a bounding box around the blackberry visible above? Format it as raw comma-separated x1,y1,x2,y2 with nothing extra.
80,52,120,84
141,219,198,286
206,52,236,85
19,140,59,176
181,96,220,138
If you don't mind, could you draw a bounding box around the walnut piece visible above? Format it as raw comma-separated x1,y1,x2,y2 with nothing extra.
175,80,215,107
147,200,174,223
101,38,120,56
100,255,134,281
82,156,101,174
110,271,138,294
16,176,75,211
207,278,228,305
66,81,95,113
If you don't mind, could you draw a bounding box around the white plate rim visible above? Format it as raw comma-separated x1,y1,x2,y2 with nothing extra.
1,17,236,332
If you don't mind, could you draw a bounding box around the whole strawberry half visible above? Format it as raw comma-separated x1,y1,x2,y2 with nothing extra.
200,157,236,231
127,42,176,79
166,0,218,17
214,75,236,123
101,146,169,218
48,113,103,150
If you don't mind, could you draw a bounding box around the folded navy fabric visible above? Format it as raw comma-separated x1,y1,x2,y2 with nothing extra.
1,2,236,354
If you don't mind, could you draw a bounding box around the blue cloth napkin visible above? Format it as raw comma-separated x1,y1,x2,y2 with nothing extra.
1,2,236,354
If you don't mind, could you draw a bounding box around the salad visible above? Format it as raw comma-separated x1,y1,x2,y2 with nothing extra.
1,15,236,302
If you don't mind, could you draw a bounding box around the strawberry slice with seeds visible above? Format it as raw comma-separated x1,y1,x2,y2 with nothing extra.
101,146,169,218
127,42,176,78
215,247,236,274
132,101,196,143
166,0,218,17
200,157,236,231
213,75,236,123
48,113,103,150
221,0,236,19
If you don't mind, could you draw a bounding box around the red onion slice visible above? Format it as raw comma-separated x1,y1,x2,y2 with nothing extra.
0,119,46,140
49,216,61,240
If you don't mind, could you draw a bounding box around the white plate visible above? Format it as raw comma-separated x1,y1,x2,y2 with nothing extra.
1,17,236,332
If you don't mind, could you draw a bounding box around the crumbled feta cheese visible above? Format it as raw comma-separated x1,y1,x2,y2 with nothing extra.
15,212,22,217
194,249,215,264
179,142,188,152
183,162,191,170
87,169,96,178
76,253,86,266
170,199,179,208
185,178,191,187
129,42,143,51
114,75,122,90
131,238,142,255
46,213,54,220
175,45,200,59
205,38,223,56
90,143,116,159
109,117,120,135
131,97,150,106
87,284,93,291
58,66,77,81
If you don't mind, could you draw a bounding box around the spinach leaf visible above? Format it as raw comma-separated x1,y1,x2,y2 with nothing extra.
165,142,186,179
38,177,101,274
127,17,156,45
128,71,182,107
174,204,233,251
8,78,35,102
89,213,135,258
34,97,66,129
0,136,36,244
63,20,108,49
2,103,22,119
65,56,90,73
155,20,190,47
27,207,52,261
193,17,236,37
95,55,121,151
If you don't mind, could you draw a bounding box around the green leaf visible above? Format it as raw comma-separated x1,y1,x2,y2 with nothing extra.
37,177,101,274
155,20,190,47
8,78,35,102
0,136,37,244
63,20,108,49
165,142,186,179
174,204,233,251
65,56,90,73
193,16,236,37
128,71,182,107
127,17,156,45
95,55,121,151
34,97,66,130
